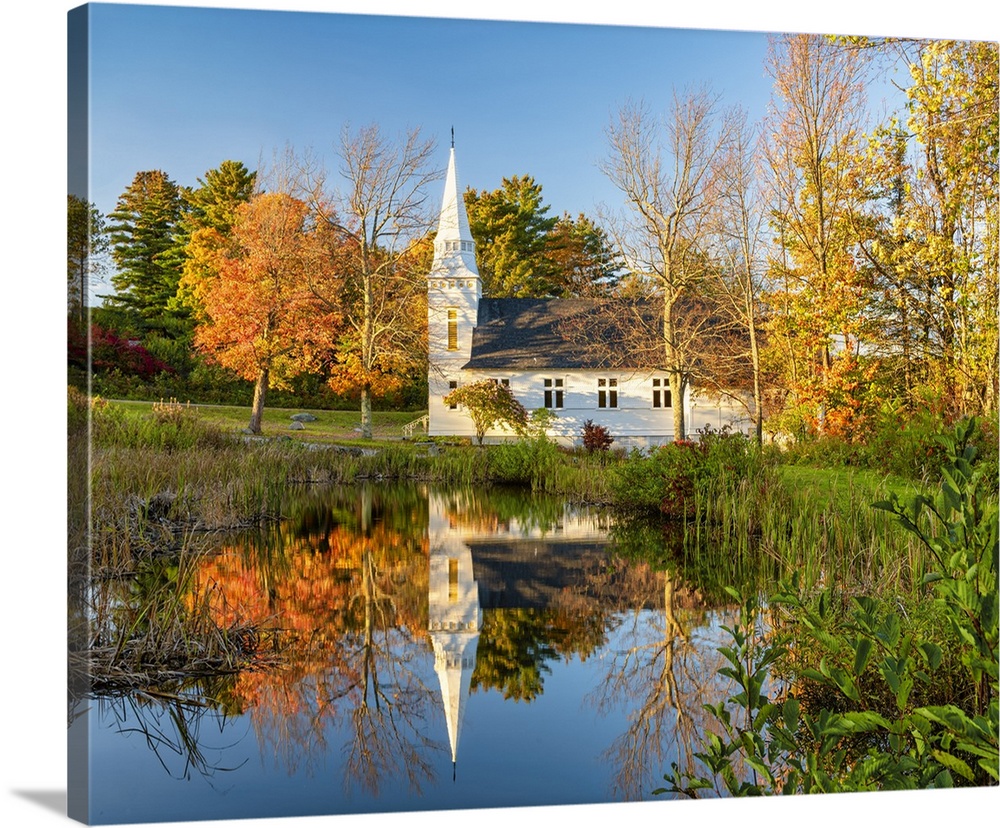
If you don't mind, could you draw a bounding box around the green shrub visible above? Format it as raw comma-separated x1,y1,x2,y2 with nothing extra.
609,441,701,516
780,432,866,469
861,404,950,480
609,427,768,517
662,417,999,797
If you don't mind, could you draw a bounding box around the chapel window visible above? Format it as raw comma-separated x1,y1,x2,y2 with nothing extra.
447,309,458,351
447,380,458,409
598,378,618,409
544,378,564,409
448,559,459,602
652,378,672,408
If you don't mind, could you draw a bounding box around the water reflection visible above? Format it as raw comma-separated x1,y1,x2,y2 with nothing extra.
427,492,482,775
75,483,742,821
215,485,439,795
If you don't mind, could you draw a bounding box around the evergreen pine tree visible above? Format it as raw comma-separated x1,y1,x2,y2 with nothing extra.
105,169,185,334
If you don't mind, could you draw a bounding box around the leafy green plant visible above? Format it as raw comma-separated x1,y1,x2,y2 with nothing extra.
443,379,529,445
873,417,998,718
662,417,999,797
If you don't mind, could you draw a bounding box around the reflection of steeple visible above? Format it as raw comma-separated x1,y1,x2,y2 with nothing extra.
428,494,482,769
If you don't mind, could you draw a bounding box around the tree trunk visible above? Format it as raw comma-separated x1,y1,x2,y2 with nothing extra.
664,305,686,441
360,384,373,439
249,366,269,434
749,316,763,447
670,372,686,442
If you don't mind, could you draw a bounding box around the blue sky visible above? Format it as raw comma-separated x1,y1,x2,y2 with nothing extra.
72,1,991,302
78,4,769,276
81,4,778,235
2,4,998,828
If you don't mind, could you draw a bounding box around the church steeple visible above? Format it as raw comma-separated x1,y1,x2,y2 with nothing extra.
430,144,479,278
426,141,481,439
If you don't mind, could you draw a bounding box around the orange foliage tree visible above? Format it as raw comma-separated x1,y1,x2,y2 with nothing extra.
193,192,340,433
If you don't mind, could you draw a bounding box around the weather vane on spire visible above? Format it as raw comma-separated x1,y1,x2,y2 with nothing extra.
451,126,455,149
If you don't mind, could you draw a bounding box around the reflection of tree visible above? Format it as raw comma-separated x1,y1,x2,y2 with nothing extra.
609,514,782,604
472,607,608,701
599,511,780,799
191,485,440,794
472,609,556,701
342,494,437,796
96,690,251,785
434,487,575,536
583,558,736,800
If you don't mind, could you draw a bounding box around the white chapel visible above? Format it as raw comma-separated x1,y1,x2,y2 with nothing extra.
426,146,752,447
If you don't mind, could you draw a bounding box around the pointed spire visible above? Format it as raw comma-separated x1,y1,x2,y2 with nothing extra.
431,145,479,276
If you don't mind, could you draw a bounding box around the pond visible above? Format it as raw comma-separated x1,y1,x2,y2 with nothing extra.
70,483,751,824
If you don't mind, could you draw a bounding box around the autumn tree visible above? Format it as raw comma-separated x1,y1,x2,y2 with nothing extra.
833,37,999,420
707,109,770,444
762,34,874,437
105,170,186,334
443,379,529,445
67,194,107,326
897,39,998,415
193,192,337,434
465,175,559,297
601,93,737,441
174,159,258,319
301,124,438,439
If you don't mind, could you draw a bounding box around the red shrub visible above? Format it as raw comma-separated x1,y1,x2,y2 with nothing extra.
582,419,614,453
67,320,174,380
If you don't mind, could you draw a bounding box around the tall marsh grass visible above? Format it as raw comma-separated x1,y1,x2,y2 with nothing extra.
606,428,935,597
84,396,934,601
70,538,276,707
693,466,929,596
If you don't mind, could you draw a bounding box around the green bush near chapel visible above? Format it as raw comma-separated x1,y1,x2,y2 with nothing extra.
609,427,771,517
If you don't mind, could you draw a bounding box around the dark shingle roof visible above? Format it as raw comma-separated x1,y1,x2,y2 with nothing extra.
463,298,662,370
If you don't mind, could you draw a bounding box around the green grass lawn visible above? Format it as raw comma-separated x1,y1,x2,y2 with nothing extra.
776,464,927,512
110,399,428,445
